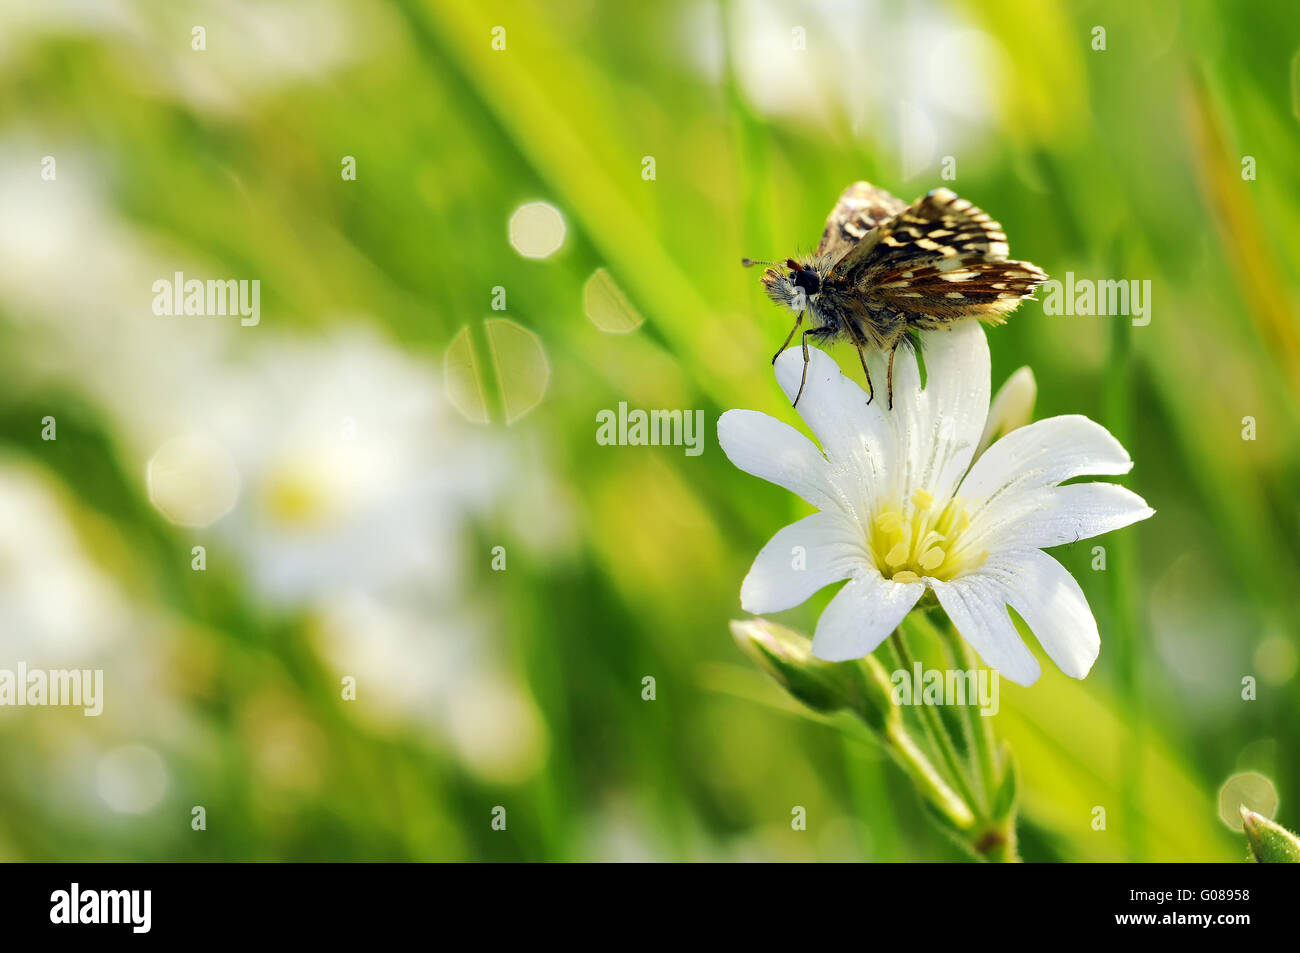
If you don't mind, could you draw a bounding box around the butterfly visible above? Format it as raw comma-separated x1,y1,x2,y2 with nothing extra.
743,182,1047,409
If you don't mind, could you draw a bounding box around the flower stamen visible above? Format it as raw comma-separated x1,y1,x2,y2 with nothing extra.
869,493,980,583
919,548,946,571
875,510,903,534
885,541,911,567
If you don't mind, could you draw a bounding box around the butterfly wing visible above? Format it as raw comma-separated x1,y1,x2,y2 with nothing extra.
830,188,1047,325
816,181,908,262
867,259,1048,328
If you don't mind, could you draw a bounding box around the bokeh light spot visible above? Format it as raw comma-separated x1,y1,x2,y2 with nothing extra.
146,433,240,527
508,201,565,259
443,324,491,424
584,268,644,333
1254,635,1298,685
485,318,549,425
96,745,168,814
1218,771,1278,831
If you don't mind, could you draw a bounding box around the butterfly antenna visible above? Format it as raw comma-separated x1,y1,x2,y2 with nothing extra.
740,257,779,268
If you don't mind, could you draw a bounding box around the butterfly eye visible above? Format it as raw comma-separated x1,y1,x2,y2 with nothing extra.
792,269,820,296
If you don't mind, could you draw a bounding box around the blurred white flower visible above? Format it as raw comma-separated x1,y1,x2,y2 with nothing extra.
718,322,1153,685
0,147,239,428
0,464,199,828
683,0,1004,173
0,141,573,778
446,673,549,785
0,464,129,662
0,0,371,112
312,589,481,731
312,589,549,784
0,154,541,606
199,328,505,605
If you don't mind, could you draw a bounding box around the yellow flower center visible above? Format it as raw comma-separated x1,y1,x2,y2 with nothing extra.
263,460,344,530
868,489,984,583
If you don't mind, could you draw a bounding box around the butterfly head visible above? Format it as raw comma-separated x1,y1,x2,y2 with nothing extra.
789,260,821,297
744,255,827,314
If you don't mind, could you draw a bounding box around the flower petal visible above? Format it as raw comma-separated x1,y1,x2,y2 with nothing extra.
741,512,867,614
929,567,1041,686
772,346,892,509
957,482,1154,558
887,321,991,508
811,572,924,661
998,549,1100,679
717,409,839,511
958,414,1133,509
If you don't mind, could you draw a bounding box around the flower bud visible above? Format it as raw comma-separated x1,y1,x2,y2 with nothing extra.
1241,807,1300,863
730,618,894,730
975,366,1036,460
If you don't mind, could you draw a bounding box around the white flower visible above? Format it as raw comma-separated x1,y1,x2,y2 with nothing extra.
207,328,505,605
717,322,1154,685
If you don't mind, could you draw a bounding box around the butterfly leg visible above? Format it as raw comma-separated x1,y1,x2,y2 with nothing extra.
856,346,875,405
792,327,832,408
772,312,804,364
886,341,899,410
793,330,813,408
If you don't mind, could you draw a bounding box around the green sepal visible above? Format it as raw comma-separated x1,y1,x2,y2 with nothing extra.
1241,808,1300,863
991,743,1019,821
730,618,888,725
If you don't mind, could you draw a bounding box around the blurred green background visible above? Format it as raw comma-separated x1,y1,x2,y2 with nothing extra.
0,0,1296,861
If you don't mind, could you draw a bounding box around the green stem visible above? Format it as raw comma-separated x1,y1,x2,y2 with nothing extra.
942,622,999,812
1104,254,1145,862
879,718,976,832
889,629,983,817
897,615,1021,862
976,818,1020,863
